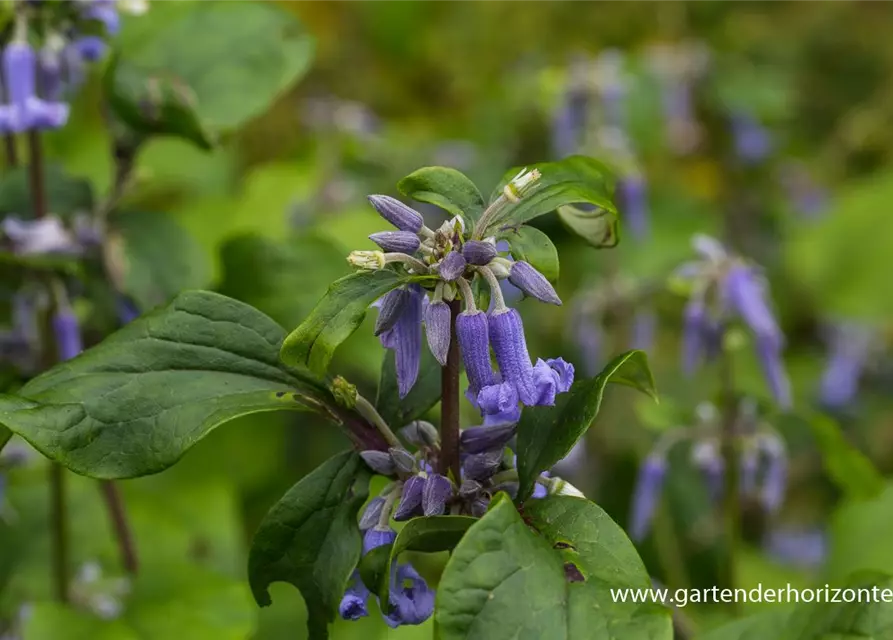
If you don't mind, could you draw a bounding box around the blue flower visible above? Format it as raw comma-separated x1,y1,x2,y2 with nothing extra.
617,174,649,241
730,111,772,164
819,322,873,409
456,310,496,402
379,285,424,398
383,563,435,628
1,41,69,132
52,311,83,362
629,454,667,541
339,571,370,621
363,526,396,554
476,382,521,426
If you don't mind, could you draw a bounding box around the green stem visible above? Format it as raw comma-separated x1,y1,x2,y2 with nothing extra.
438,301,461,482
27,131,46,220
719,343,740,611
99,481,138,575
355,394,401,449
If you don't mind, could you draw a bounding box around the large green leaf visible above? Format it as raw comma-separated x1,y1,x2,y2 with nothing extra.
436,495,672,640
516,350,656,501
112,211,212,310
375,347,442,430
248,451,371,640
0,291,328,478
280,270,408,376
700,572,893,640
217,232,348,332
397,166,486,228
501,225,560,283
108,1,314,142
482,156,616,238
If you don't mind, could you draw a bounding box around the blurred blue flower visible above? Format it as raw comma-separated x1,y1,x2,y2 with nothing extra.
730,111,772,164
818,322,874,409
629,453,667,541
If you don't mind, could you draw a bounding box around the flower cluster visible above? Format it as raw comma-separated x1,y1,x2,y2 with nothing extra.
341,418,584,627
629,401,787,542
675,234,792,408
348,169,574,425
0,1,142,134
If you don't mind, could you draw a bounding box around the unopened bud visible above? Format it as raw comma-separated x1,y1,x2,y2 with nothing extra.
347,250,385,270
360,450,396,475
399,421,440,448
331,376,358,409
389,447,416,474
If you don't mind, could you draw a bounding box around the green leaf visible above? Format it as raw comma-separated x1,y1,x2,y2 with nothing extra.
516,350,656,501
0,164,94,218
483,156,616,237
106,52,214,151
827,483,893,582
217,232,348,332
280,270,407,376
700,572,893,640
375,347,442,430
108,1,314,142
0,291,328,478
374,515,476,607
556,204,619,248
397,166,486,228
112,211,212,310
436,495,672,640
248,451,371,640
803,411,884,502
500,225,560,283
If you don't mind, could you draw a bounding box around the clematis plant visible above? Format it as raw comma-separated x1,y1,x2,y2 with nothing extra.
0,156,673,639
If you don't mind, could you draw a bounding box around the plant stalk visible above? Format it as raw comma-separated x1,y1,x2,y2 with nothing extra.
99,481,139,575
718,343,740,611
438,300,462,482
27,131,46,220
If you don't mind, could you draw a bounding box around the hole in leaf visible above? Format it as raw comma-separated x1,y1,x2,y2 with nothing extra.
554,541,576,551
563,562,585,583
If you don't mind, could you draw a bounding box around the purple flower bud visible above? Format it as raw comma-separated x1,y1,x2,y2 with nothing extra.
731,111,772,164
462,240,498,266
375,288,411,337
369,231,421,254
83,3,121,35
379,286,423,398
389,448,416,474
765,527,827,569
755,334,792,410
73,36,107,62
508,261,561,306
359,497,386,531
52,311,83,361
682,296,708,375
363,526,396,554
424,300,451,366
458,479,482,498
618,175,649,240
383,563,435,628
572,307,602,377
399,421,439,448
368,195,424,232
360,450,396,476
692,441,724,502
462,449,503,482
489,308,537,406
422,474,452,516
460,423,517,455
393,475,424,521
438,251,466,282
760,439,787,514
2,42,69,132
477,382,521,426
470,496,490,517
339,570,370,621
629,454,667,542
456,311,496,398
552,85,588,158
819,323,872,409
